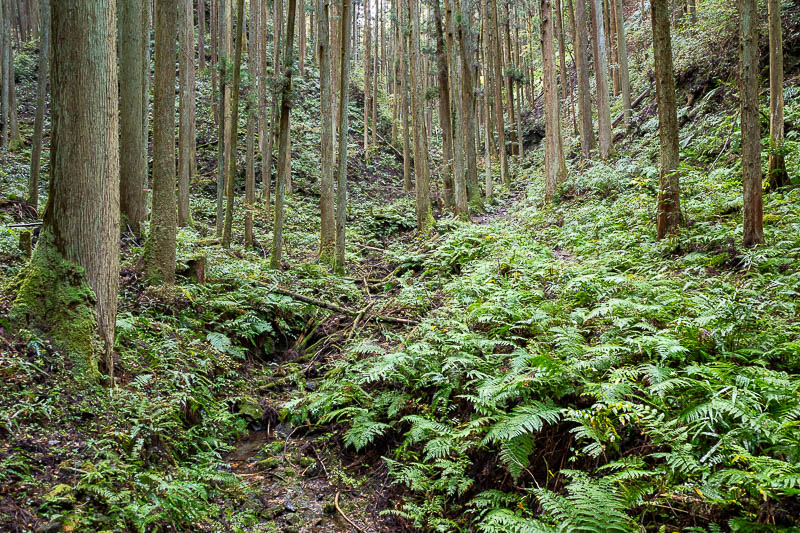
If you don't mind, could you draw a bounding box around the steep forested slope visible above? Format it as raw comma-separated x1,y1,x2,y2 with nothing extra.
0,1,799,532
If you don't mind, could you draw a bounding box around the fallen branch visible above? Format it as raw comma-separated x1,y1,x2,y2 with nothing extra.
373,131,403,158
6,222,43,228
271,286,418,326
612,85,652,128
273,287,353,315
335,492,365,533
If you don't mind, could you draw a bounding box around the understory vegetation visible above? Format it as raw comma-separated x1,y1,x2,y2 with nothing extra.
1,1,800,532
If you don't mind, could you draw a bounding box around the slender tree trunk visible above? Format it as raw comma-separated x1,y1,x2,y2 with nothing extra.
363,0,372,155
501,2,516,155
298,0,306,76
178,0,196,228
489,0,508,184
767,0,789,189
264,0,283,211
146,0,179,284
222,0,245,248
408,0,432,231
513,2,523,159
5,9,20,151
606,0,619,96
216,0,228,235
28,0,49,212
567,0,594,159
0,0,8,152
244,0,258,248
554,0,568,120
120,0,147,236
271,0,298,267
400,8,412,193
481,0,493,199
613,0,631,127
318,0,335,263
445,0,467,214
652,0,682,239
433,0,454,209
12,0,120,377
198,0,206,71
142,0,151,172
211,0,218,120
371,0,378,147
590,0,612,159
334,0,351,272
739,0,763,247
542,0,567,202
456,0,479,206
260,0,270,210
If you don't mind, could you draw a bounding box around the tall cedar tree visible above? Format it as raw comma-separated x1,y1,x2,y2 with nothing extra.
571,0,594,157
222,0,245,249
542,0,567,201
145,0,178,284
28,0,49,211
408,0,433,231
590,0,612,159
271,0,299,268
318,0,335,263
739,0,764,246
119,0,147,236
652,0,682,239
334,0,352,272
12,0,120,377
767,0,790,189
178,0,197,227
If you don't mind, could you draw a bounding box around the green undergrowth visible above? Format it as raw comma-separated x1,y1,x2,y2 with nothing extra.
286,89,800,532
0,47,417,531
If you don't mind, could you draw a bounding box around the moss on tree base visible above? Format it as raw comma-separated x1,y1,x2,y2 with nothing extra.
8,229,101,377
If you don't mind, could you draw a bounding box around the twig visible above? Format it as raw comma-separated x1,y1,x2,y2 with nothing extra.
268,285,418,326
335,492,365,533
6,222,43,228
312,445,330,478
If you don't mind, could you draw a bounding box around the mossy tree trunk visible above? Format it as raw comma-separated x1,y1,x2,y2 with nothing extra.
767,0,790,190
12,0,120,378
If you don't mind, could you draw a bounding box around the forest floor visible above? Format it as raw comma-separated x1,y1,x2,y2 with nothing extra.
3,11,800,532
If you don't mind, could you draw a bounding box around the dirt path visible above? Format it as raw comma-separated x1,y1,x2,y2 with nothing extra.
224,429,384,532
